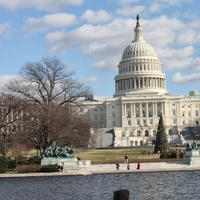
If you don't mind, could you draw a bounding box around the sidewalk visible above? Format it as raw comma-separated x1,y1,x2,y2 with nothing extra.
0,161,200,178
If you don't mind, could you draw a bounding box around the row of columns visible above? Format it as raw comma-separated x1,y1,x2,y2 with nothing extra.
122,102,166,117
119,63,161,73
115,77,166,91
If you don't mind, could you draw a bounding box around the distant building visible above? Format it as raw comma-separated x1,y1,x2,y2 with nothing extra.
81,15,200,147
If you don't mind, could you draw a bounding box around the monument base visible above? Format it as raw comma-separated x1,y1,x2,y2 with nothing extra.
185,149,200,165
41,157,78,165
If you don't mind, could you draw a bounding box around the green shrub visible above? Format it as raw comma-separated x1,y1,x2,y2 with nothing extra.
160,150,177,159
7,158,17,170
28,156,41,165
40,165,59,172
16,156,29,165
0,157,8,173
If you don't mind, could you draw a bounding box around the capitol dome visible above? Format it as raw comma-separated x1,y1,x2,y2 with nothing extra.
122,41,158,60
114,14,168,97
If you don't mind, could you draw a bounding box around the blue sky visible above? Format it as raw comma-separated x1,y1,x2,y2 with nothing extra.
0,0,200,99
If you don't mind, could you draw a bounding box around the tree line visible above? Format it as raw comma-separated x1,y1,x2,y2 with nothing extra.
0,57,94,158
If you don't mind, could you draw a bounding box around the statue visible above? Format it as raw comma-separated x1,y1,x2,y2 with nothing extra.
192,140,198,149
186,142,192,151
44,141,75,158
136,14,140,27
186,141,198,151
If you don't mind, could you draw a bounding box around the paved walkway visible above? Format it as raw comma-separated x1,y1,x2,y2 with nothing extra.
0,161,200,178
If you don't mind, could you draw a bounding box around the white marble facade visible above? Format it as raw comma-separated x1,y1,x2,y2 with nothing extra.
81,16,200,147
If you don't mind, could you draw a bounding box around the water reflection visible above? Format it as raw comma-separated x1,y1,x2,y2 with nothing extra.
0,171,200,200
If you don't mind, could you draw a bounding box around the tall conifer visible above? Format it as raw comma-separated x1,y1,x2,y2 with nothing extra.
154,113,169,153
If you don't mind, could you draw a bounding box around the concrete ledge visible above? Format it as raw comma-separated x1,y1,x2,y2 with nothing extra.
1,162,200,178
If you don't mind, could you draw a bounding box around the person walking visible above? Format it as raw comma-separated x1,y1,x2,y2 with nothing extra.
127,163,130,170
60,163,64,172
124,155,128,163
137,163,140,170
116,162,120,170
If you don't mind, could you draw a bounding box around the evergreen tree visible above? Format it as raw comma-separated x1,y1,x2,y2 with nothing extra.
154,113,169,153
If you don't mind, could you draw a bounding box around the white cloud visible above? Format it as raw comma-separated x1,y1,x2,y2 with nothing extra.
46,18,134,50
155,0,193,6
148,3,166,12
80,9,113,24
0,0,83,11
0,75,18,91
92,61,107,69
116,5,145,16
86,76,98,83
158,46,195,60
172,72,200,84
116,0,139,4
25,13,78,33
177,29,200,46
45,14,200,73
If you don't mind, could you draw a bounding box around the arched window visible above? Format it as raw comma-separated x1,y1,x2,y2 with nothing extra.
140,140,143,146
129,131,134,137
153,130,157,136
137,130,141,136
169,129,172,135
135,140,138,146
130,140,134,146
145,130,149,137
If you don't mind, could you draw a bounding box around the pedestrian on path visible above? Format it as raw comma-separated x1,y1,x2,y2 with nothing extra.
127,163,130,170
60,163,64,172
116,162,120,170
137,163,140,170
124,155,128,163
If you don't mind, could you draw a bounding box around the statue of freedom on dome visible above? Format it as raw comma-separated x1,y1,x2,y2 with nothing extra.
136,14,140,27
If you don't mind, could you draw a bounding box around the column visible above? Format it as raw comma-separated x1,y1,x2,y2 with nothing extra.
146,103,148,117
134,78,136,89
155,102,158,116
140,103,142,117
138,77,141,89
153,102,155,116
131,103,133,117
124,103,127,117
130,78,133,89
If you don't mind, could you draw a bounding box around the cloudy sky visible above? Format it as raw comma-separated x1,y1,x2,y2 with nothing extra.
0,0,200,99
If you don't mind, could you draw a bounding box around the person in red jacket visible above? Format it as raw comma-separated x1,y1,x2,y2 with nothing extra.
137,163,140,169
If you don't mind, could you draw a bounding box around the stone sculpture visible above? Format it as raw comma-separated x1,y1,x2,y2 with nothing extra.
44,141,75,158
186,141,198,151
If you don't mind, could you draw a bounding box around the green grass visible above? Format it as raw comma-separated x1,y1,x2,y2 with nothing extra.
74,147,185,164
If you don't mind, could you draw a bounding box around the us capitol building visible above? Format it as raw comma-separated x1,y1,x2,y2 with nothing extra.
81,15,200,148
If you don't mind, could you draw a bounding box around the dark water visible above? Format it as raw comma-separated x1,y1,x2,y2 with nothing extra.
0,171,200,200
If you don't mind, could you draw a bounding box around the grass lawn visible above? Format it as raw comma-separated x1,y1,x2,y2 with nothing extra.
74,147,185,164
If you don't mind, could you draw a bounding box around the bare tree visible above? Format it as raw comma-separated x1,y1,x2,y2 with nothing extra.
7,57,92,157
0,93,25,158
